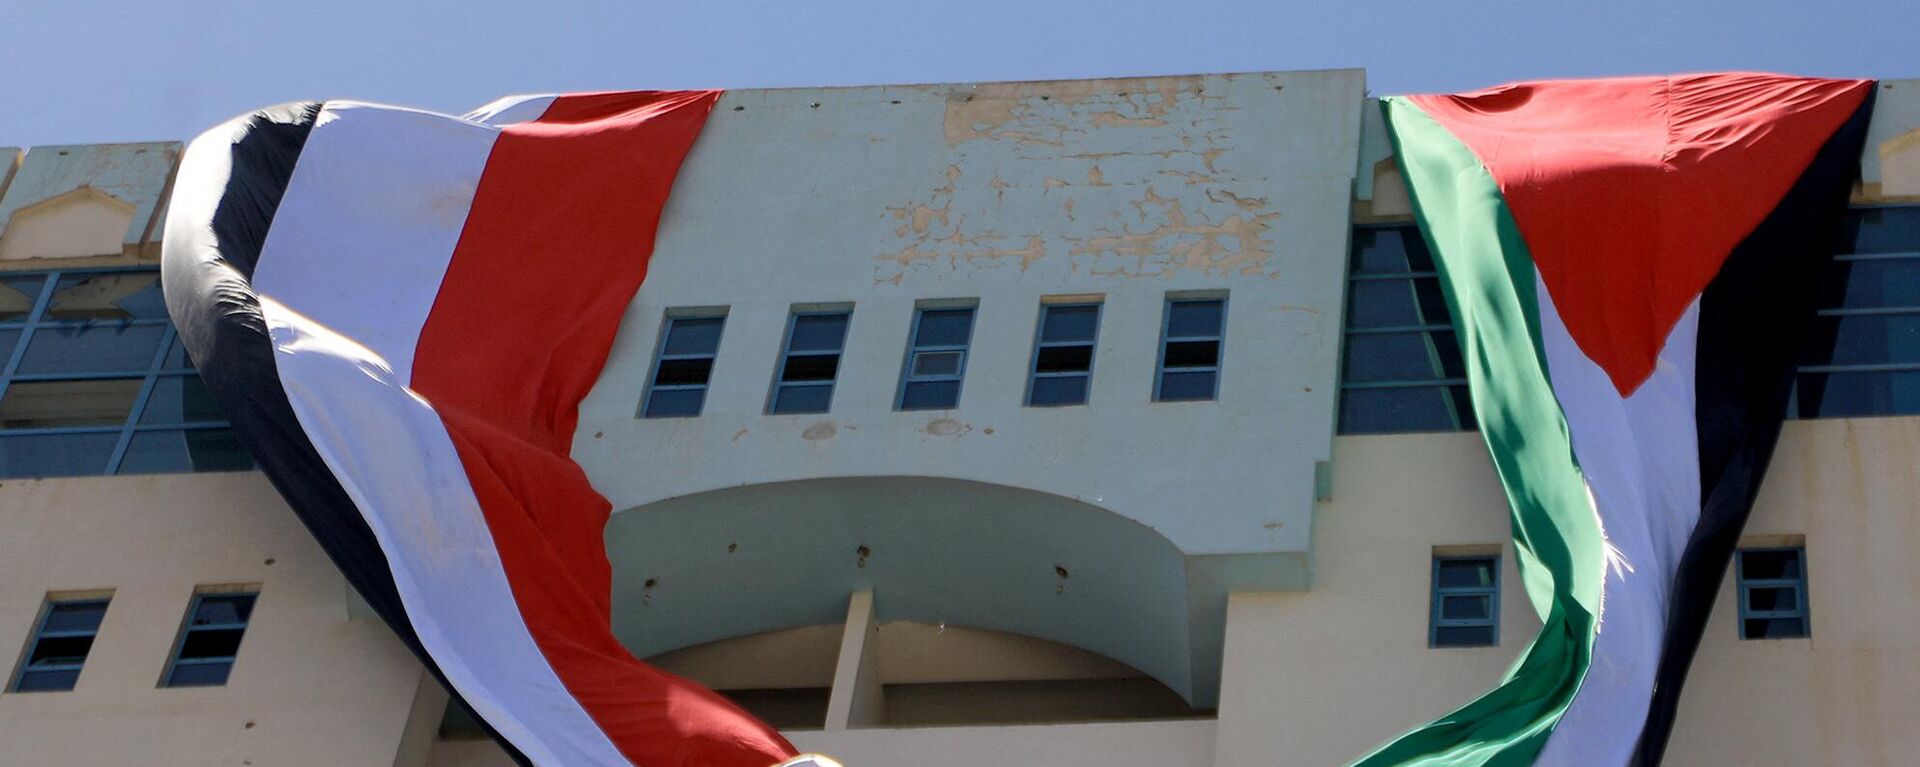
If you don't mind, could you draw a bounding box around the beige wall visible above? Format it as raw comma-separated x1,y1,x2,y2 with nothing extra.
3,420,1915,767
1214,418,1920,767
1663,417,1920,766
0,472,435,767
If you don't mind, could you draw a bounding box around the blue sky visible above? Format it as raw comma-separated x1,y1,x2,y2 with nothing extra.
2,0,1913,146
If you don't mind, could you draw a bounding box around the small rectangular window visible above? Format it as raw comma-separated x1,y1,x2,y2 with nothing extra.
163,591,258,688
642,313,726,418
1737,547,1810,639
1028,303,1101,407
10,596,110,693
770,310,851,415
1431,556,1498,648
897,305,976,411
1155,298,1225,402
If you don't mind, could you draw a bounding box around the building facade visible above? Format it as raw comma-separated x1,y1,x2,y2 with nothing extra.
1,71,1917,766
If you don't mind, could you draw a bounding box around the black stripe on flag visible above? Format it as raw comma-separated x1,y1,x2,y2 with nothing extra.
1634,88,1878,766
160,102,533,767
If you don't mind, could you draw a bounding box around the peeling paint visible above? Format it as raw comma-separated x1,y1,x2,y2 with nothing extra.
873,74,1294,283
889,201,951,237
941,76,1210,147
1207,189,1269,212
1072,186,1280,277
1160,170,1218,185
1201,149,1225,174
1092,113,1168,128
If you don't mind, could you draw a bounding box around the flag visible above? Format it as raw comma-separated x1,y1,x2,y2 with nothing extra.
1361,74,1875,766
161,92,800,767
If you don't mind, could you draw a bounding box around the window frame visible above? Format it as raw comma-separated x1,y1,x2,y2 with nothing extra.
767,308,852,415
895,303,978,412
1429,555,1500,648
0,266,244,477
1790,206,1920,419
160,589,260,689
640,310,728,419
1153,295,1228,403
1025,301,1102,407
9,595,111,693
1338,222,1473,434
1735,546,1811,640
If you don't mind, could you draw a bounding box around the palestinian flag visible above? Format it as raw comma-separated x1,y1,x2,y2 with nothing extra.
161,93,819,767
1361,75,1875,766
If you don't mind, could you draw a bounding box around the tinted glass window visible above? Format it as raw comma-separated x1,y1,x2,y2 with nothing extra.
164,592,259,688
644,314,726,418
1339,224,1472,434
771,311,850,415
1156,299,1224,402
1431,556,1498,648
11,598,111,693
1796,206,1920,418
1737,548,1809,640
898,306,975,411
0,269,251,478
1029,303,1100,407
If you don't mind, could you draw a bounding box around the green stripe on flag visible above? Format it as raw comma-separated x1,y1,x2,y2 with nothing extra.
1350,98,1608,767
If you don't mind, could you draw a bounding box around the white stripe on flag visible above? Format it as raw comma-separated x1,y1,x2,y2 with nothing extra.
1534,271,1704,767
249,102,631,766
464,94,559,127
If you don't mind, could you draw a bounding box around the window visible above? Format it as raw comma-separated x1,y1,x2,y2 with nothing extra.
1795,205,1920,418
0,267,251,478
1430,555,1499,647
1027,302,1100,406
1339,225,1474,434
642,313,726,418
897,305,976,411
1155,297,1225,401
163,591,258,687
770,310,850,415
1736,548,1810,639
10,597,110,692
1341,207,1920,429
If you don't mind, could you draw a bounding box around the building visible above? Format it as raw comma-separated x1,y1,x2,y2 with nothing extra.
0,70,1916,766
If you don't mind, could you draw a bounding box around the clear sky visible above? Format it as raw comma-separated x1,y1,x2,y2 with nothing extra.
2,0,1914,147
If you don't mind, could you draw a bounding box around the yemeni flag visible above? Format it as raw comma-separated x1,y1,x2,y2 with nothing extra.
161,93,819,767
1360,75,1874,766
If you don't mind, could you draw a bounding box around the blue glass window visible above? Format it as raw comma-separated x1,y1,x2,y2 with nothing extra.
1155,298,1226,402
10,597,110,693
1028,303,1101,407
1343,207,1920,429
0,268,251,478
1795,206,1920,418
643,313,726,418
770,310,850,415
1339,226,1474,434
1736,548,1810,639
1430,555,1498,648
897,306,976,411
163,592,259,688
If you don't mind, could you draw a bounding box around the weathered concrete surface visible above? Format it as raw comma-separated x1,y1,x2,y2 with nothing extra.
574,70,1366,707
1863,80,1920,202
0,142,179,262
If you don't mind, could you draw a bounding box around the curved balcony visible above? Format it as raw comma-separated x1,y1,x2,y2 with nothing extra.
602,476,1293,707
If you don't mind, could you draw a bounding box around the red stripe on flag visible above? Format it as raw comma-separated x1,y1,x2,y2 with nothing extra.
410,90,798,767
1411,74,1871,395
